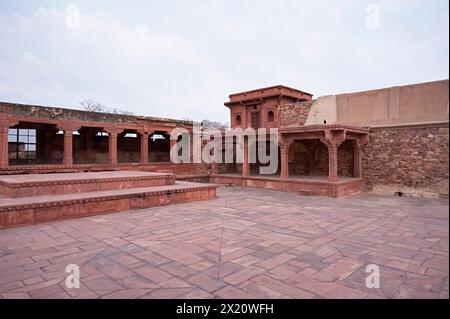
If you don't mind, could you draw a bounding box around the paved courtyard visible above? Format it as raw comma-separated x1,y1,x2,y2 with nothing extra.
0,186,448,299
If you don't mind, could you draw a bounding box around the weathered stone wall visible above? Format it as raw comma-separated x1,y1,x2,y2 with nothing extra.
280,101,315,127
0,102,192,125
363,126,449,197
338,140,354,177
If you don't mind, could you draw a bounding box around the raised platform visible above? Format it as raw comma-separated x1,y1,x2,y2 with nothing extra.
210,174,363,198
0,181,217,229
0,171,175,197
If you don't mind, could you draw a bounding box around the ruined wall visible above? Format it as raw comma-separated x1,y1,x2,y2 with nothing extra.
280,101,314,127
363,126,449,197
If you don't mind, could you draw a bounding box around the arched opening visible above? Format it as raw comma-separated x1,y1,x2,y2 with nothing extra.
235,114,242,126
8,122,61,165
288,140,329,178
268,110,275,122
73,127,109,164
117,129,141,163
149,132,170,162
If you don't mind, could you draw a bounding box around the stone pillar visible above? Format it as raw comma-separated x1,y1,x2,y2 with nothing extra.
280,143,290,180
0,125,8,168
327,144,338,182
353,142,362,178
0,113,10,167
140,131,149,164
105,127,123,165
242,137,249,177
62,129,74,166
108,132,118,165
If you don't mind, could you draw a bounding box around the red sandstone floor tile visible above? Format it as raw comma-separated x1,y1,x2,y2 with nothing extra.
0,187,448,299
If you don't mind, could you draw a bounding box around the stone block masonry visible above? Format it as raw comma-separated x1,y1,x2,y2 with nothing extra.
363,125,449,197
280,101,315,127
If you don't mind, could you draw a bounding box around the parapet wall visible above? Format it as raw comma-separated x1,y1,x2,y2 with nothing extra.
335,80,448,127
282,79,449,127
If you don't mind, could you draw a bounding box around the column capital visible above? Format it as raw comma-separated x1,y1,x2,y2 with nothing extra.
57,123,81,132
324,129,346,148
0,118,17,130
104,127,124,136
137,128,154,136
356,134,369,147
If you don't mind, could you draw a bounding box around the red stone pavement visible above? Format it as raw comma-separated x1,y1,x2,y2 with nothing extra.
0,187,448,299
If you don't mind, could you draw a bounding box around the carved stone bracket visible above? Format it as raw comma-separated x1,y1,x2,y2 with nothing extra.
57,124,81,132
324,129,346,148
356,134,369,147
104,127,124,136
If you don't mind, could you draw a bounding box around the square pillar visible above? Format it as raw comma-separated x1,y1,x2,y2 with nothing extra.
140,131,149,164
242,137,249,177
63,130,73,166
105,127,123,165
0,125,8,168
280,143,290,179
58,124,80,167
327,144,338,182
108,132,118,165
57,125,79,167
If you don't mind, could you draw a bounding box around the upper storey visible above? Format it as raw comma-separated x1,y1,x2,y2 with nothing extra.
225,85,313,129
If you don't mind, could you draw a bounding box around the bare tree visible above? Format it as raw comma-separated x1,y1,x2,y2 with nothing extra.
79,99,134,115
200,119,229,129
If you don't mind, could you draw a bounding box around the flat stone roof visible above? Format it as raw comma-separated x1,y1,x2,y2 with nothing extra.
0,101,193,126
225,85,313,105
280,124,370,134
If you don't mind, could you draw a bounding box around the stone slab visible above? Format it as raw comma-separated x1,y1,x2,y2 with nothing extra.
0,171,175,197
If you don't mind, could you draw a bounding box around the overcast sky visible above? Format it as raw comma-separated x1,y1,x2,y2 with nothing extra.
0,0,448,123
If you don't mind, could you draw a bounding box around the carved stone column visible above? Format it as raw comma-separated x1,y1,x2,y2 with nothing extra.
0,124,8,168
323,129,346,183
327,144,338,182
105,127,123,165
58,124,79,167
139,130,149,164
242,136,249,177
280,142,291,180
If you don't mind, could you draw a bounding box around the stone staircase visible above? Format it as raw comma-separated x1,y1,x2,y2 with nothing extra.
0,171,217,229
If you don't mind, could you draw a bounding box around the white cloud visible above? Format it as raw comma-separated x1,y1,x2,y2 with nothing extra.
0,1,448,123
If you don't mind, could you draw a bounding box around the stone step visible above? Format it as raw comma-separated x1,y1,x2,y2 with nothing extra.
0,181,217,229
0,171,175,198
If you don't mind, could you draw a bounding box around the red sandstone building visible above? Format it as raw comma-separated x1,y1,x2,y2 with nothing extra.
0,79,448,228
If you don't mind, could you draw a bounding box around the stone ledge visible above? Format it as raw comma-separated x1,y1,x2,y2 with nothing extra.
0,182,218,228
